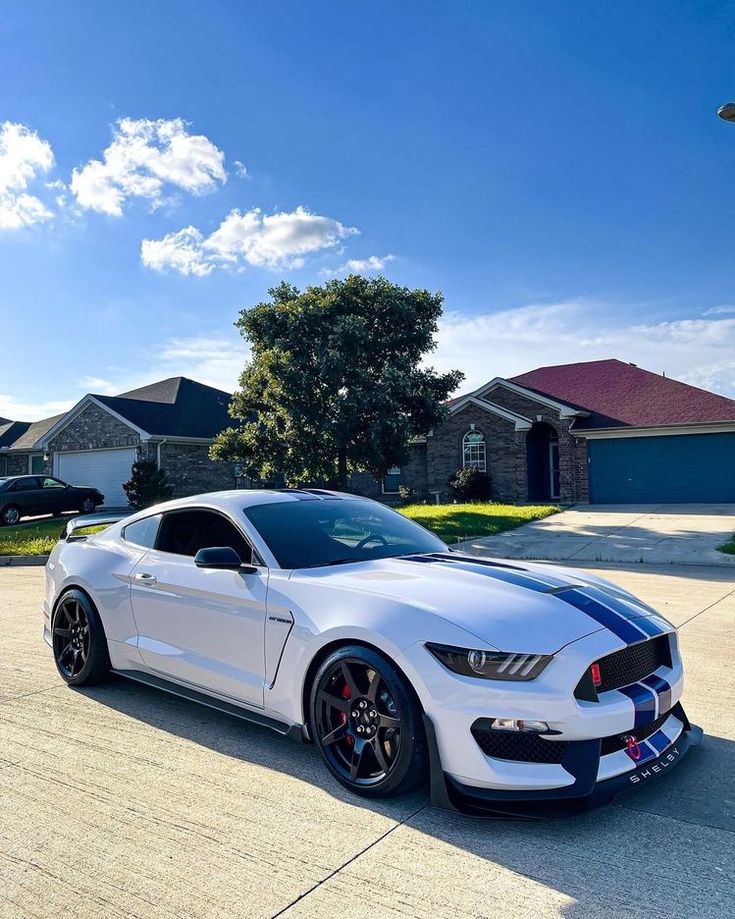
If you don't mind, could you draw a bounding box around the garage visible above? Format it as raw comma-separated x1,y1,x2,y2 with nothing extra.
588,432,735,503
55,448,136,507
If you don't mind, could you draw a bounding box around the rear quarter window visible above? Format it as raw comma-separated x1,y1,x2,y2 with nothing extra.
122,515,161,549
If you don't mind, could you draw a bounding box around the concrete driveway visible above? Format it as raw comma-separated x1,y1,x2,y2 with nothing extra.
2,565,734,918
459,504,735,566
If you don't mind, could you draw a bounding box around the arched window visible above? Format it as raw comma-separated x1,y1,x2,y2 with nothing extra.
462,430,486,472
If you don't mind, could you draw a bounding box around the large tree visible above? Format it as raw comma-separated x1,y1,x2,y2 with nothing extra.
211,276,463,488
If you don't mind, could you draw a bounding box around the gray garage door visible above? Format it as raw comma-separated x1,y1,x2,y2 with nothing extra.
588,432,735,503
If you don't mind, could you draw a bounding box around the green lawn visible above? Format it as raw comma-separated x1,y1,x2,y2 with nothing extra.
1,502,560,557
0,518,108,556
718,534,735,555
398,502,559,544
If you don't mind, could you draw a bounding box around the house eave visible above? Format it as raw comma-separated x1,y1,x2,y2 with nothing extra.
573,421,735,439
449,395,533,431
473,378,590,419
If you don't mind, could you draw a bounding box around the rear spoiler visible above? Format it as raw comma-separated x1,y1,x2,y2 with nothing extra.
62,511,131,542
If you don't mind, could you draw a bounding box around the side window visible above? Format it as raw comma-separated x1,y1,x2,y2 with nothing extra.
41,477,65,489
156,509,253,564
11,478,38,492
123,515,161,549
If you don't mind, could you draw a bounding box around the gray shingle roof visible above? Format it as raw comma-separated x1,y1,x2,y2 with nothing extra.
1,378,233,451
92,377,232,438
5,414,67,450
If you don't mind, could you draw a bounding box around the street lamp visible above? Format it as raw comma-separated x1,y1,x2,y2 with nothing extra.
717,102,735,122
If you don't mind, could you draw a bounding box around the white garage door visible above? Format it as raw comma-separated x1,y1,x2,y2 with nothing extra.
56,448,136,507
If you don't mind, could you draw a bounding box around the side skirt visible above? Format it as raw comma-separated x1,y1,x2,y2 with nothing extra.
115,669,305,743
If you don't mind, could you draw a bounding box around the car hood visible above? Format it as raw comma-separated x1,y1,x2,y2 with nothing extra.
303,552,668,654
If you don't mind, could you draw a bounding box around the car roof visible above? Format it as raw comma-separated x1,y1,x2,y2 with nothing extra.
136,488,367,516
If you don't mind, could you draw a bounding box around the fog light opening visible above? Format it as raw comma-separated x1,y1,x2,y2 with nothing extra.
490,718,550,733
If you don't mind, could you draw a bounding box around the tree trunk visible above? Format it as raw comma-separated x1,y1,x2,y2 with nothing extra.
337,447,348,490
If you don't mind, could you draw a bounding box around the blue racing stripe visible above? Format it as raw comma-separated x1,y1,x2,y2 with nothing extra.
618,682,657,727
555,589,647,644
581,587,664,636
641,672,673,715
646,730,671,755
636,740,659,764
631,615,665,637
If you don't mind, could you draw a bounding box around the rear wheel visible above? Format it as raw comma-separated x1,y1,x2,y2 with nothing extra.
1,505,20,526
51,589,110,686
79,497,97,514
310,645,427,798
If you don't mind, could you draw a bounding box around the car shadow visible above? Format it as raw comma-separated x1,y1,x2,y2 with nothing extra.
77,676,734,917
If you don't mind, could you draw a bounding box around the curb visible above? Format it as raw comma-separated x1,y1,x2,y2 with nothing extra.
0,556,49,567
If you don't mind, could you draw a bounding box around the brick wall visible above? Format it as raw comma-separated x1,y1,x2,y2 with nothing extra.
47,402,141,453
396,384,591,504
3,454,52,476
155,442,237,497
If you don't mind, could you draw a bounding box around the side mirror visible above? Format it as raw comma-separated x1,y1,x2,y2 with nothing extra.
193,546,256,572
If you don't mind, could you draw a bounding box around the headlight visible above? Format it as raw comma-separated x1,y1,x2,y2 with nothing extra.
426,642,552,681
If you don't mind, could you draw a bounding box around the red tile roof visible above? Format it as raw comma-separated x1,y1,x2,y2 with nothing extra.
510,359,735,428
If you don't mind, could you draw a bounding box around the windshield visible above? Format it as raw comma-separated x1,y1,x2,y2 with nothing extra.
244,497,446,569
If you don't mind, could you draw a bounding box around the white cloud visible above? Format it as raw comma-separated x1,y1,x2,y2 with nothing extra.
0,394,74,421
322,254,395,276
703,305,735,317
433,300,735,397
0,122,55,229
233,160,249,178
141,226,213,277
156,335,247,392
70,117,226,216
142,205,358,275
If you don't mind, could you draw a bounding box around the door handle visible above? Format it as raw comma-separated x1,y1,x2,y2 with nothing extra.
134,572,158,586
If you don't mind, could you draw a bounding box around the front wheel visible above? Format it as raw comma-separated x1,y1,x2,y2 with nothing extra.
310,645,427,798
51,589,110,686
79,497,97,514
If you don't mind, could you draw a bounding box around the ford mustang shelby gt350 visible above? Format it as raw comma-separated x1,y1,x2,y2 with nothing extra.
43,490,701,816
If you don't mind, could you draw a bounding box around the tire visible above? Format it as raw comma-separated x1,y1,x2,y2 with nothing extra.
51,589,110,686
79,498,97,515
1,505,20,526
310,645,427,798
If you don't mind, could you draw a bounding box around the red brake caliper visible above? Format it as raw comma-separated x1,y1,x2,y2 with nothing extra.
340,681,354,747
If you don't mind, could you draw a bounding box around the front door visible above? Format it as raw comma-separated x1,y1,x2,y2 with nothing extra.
129,508,268,707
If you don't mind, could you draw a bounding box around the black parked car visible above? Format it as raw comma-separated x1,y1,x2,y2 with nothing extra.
0,475,104,526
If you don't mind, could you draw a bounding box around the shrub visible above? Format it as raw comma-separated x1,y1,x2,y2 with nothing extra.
122,460,174,510
398,484,424,504
449,467,492,502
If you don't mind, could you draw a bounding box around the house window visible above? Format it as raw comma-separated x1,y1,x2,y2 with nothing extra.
30,455,45,474
382,466,402,494
462,431,486,472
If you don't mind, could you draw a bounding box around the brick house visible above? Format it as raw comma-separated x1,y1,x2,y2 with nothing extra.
0,378,237,505
389,359,735,505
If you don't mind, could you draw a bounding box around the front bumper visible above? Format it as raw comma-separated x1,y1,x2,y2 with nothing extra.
423,702,702,818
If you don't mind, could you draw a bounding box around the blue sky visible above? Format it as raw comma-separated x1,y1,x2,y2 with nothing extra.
2,0,735,420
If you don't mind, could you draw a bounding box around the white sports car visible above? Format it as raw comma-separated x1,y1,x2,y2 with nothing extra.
43,489,701,817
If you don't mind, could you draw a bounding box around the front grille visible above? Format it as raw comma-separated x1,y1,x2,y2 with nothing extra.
574,634,671,701
600,709,672,756
471,722,569,764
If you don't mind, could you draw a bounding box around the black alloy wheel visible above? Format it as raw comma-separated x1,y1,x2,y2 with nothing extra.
80,497,97,514
1,505,20,526
52,590,109,686
311,646,427,797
